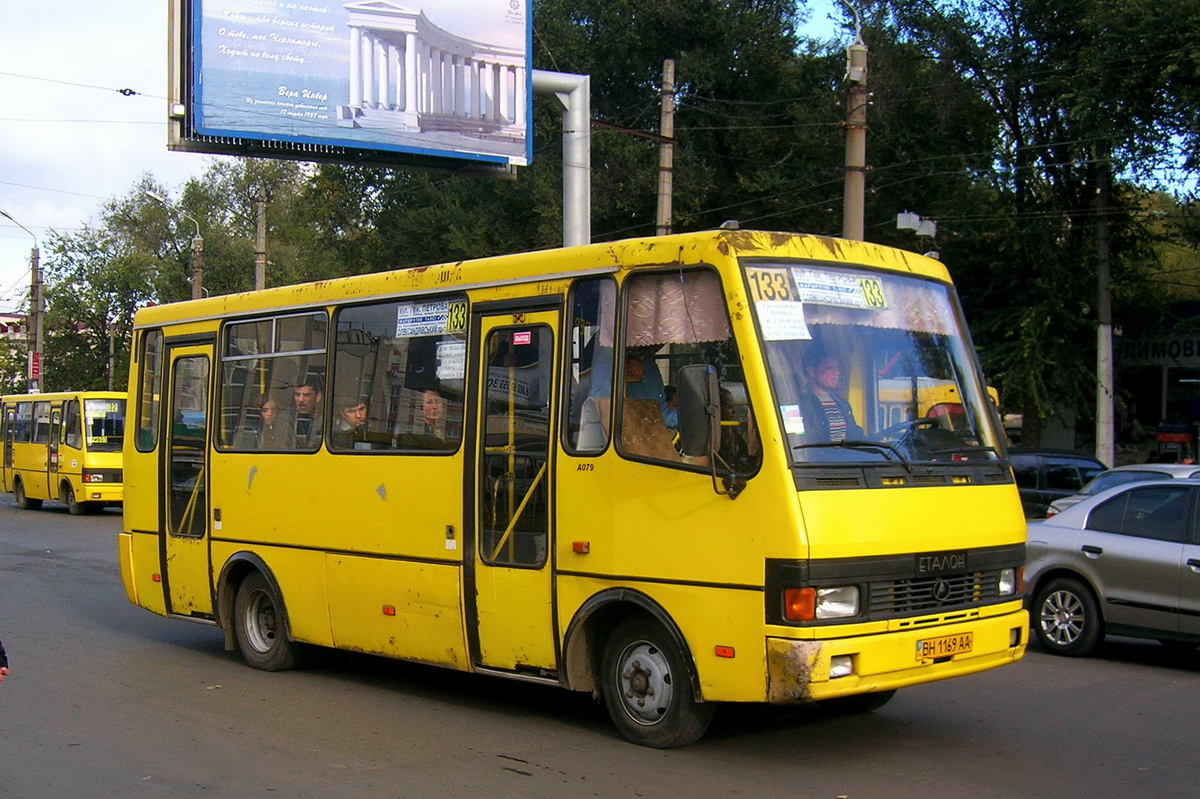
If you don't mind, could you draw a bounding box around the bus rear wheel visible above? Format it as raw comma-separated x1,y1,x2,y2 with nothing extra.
600,617,714,748
234,572,298,671
14,479,42,511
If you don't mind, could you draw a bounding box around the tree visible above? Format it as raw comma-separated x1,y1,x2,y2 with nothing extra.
868,0,1200,445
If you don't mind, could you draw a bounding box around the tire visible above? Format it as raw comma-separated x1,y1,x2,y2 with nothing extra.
1033,577,1102,657
822,689,898,715
600,617,714,748
64,484,86,516
233,572,299,671
14,479,42,511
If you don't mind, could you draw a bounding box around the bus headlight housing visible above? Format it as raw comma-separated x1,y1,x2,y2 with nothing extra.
998,567,1018,597
816,586,859,619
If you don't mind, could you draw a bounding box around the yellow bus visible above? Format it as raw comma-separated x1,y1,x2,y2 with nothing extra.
2,391,126,514
119,229,1026,747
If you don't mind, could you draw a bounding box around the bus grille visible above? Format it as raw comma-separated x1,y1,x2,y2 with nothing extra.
868,570,1000,615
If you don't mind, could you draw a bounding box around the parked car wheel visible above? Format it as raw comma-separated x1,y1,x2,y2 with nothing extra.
1033,577,1102,657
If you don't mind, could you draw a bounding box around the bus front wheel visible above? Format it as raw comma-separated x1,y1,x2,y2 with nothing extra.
64,484,87,516
14,479,42,511
600,617,714,748
234,572,298,671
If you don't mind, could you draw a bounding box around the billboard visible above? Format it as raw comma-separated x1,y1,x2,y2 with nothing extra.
170,0,531,171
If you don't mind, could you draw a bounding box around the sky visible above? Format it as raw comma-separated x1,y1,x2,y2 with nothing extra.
0,0,844,314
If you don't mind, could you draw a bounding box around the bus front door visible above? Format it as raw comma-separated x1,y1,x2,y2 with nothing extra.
467,309,560,675
162,345,214,618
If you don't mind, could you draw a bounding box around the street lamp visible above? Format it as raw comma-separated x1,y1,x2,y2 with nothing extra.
0,209,43,392
146,191,204,301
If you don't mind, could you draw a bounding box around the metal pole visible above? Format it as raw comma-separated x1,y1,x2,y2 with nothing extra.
842,30,868,241
1096,158,1114,467
532,70,591,247
31,245,42,391
655,59,676,236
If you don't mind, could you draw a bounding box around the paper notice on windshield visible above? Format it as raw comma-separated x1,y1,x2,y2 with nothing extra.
792,268,888,309
757,300,812,341
781,405,805,435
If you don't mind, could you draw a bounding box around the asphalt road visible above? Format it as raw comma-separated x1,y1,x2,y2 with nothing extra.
1,498,1198,798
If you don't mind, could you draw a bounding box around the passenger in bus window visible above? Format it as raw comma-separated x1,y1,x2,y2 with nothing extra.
800,353,862,442
333,397,370,449
663,384,679,430
256,397,293,449
421,389,446,438
292,376,323,447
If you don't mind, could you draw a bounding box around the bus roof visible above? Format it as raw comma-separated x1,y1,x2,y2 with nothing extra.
132,229,950,329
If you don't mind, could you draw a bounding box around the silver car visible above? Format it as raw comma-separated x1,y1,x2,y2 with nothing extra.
1026,478,1200,656
1045,462,1200,517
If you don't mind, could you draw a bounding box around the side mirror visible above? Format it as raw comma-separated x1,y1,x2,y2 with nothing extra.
677,364,720,458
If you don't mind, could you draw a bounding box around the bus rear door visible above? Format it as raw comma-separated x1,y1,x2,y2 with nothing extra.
467,306,559,675
163,342,214,618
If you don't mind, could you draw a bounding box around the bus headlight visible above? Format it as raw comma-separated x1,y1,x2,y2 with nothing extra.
998,567,1017,597
783,586,860,621
816,586,859,620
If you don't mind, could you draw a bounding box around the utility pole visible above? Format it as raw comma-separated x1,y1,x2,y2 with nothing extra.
255,186,267,291
190,232,205,301
1095,157,1114,467
31,246,42,390
1,209,42,391
655,59,676,236
842,16,868,241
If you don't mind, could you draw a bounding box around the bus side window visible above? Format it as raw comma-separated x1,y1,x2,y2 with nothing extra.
564,277,616,454
618,269,759,474
332,297,467,452
137,329,164,452
32,401,50,444
63,400,82,449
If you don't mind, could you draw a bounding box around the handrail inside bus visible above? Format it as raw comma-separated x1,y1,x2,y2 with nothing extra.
487,461,547,562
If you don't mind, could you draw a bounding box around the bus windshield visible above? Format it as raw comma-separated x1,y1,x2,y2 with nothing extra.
747,261,1002,466
84,398,126,452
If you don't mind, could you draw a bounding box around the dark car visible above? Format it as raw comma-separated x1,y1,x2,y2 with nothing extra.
1009,449,1106,519
1025,478,1200,656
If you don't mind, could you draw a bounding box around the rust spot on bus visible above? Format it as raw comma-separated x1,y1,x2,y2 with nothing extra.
766,639,822,703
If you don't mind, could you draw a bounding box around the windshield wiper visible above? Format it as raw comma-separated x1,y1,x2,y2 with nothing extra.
928,445,999,460
794,438,911,472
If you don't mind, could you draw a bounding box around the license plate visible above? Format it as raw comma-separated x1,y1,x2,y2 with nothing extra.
916,632,973,660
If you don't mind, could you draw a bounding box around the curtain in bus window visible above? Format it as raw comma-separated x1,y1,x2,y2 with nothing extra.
625,271,730,346
618,270,759,474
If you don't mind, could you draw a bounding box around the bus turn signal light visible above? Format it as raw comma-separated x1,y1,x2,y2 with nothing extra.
572,541,590,554
783,588,816,622
714,645,735,658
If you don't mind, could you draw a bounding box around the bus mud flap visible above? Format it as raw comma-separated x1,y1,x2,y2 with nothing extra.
766,639,824,703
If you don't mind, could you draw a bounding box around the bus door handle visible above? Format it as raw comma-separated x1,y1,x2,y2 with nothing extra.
1187,558,1200,572
1081,545,1103,558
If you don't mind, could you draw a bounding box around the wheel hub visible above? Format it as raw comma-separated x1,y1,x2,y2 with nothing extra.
617,643,673,725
